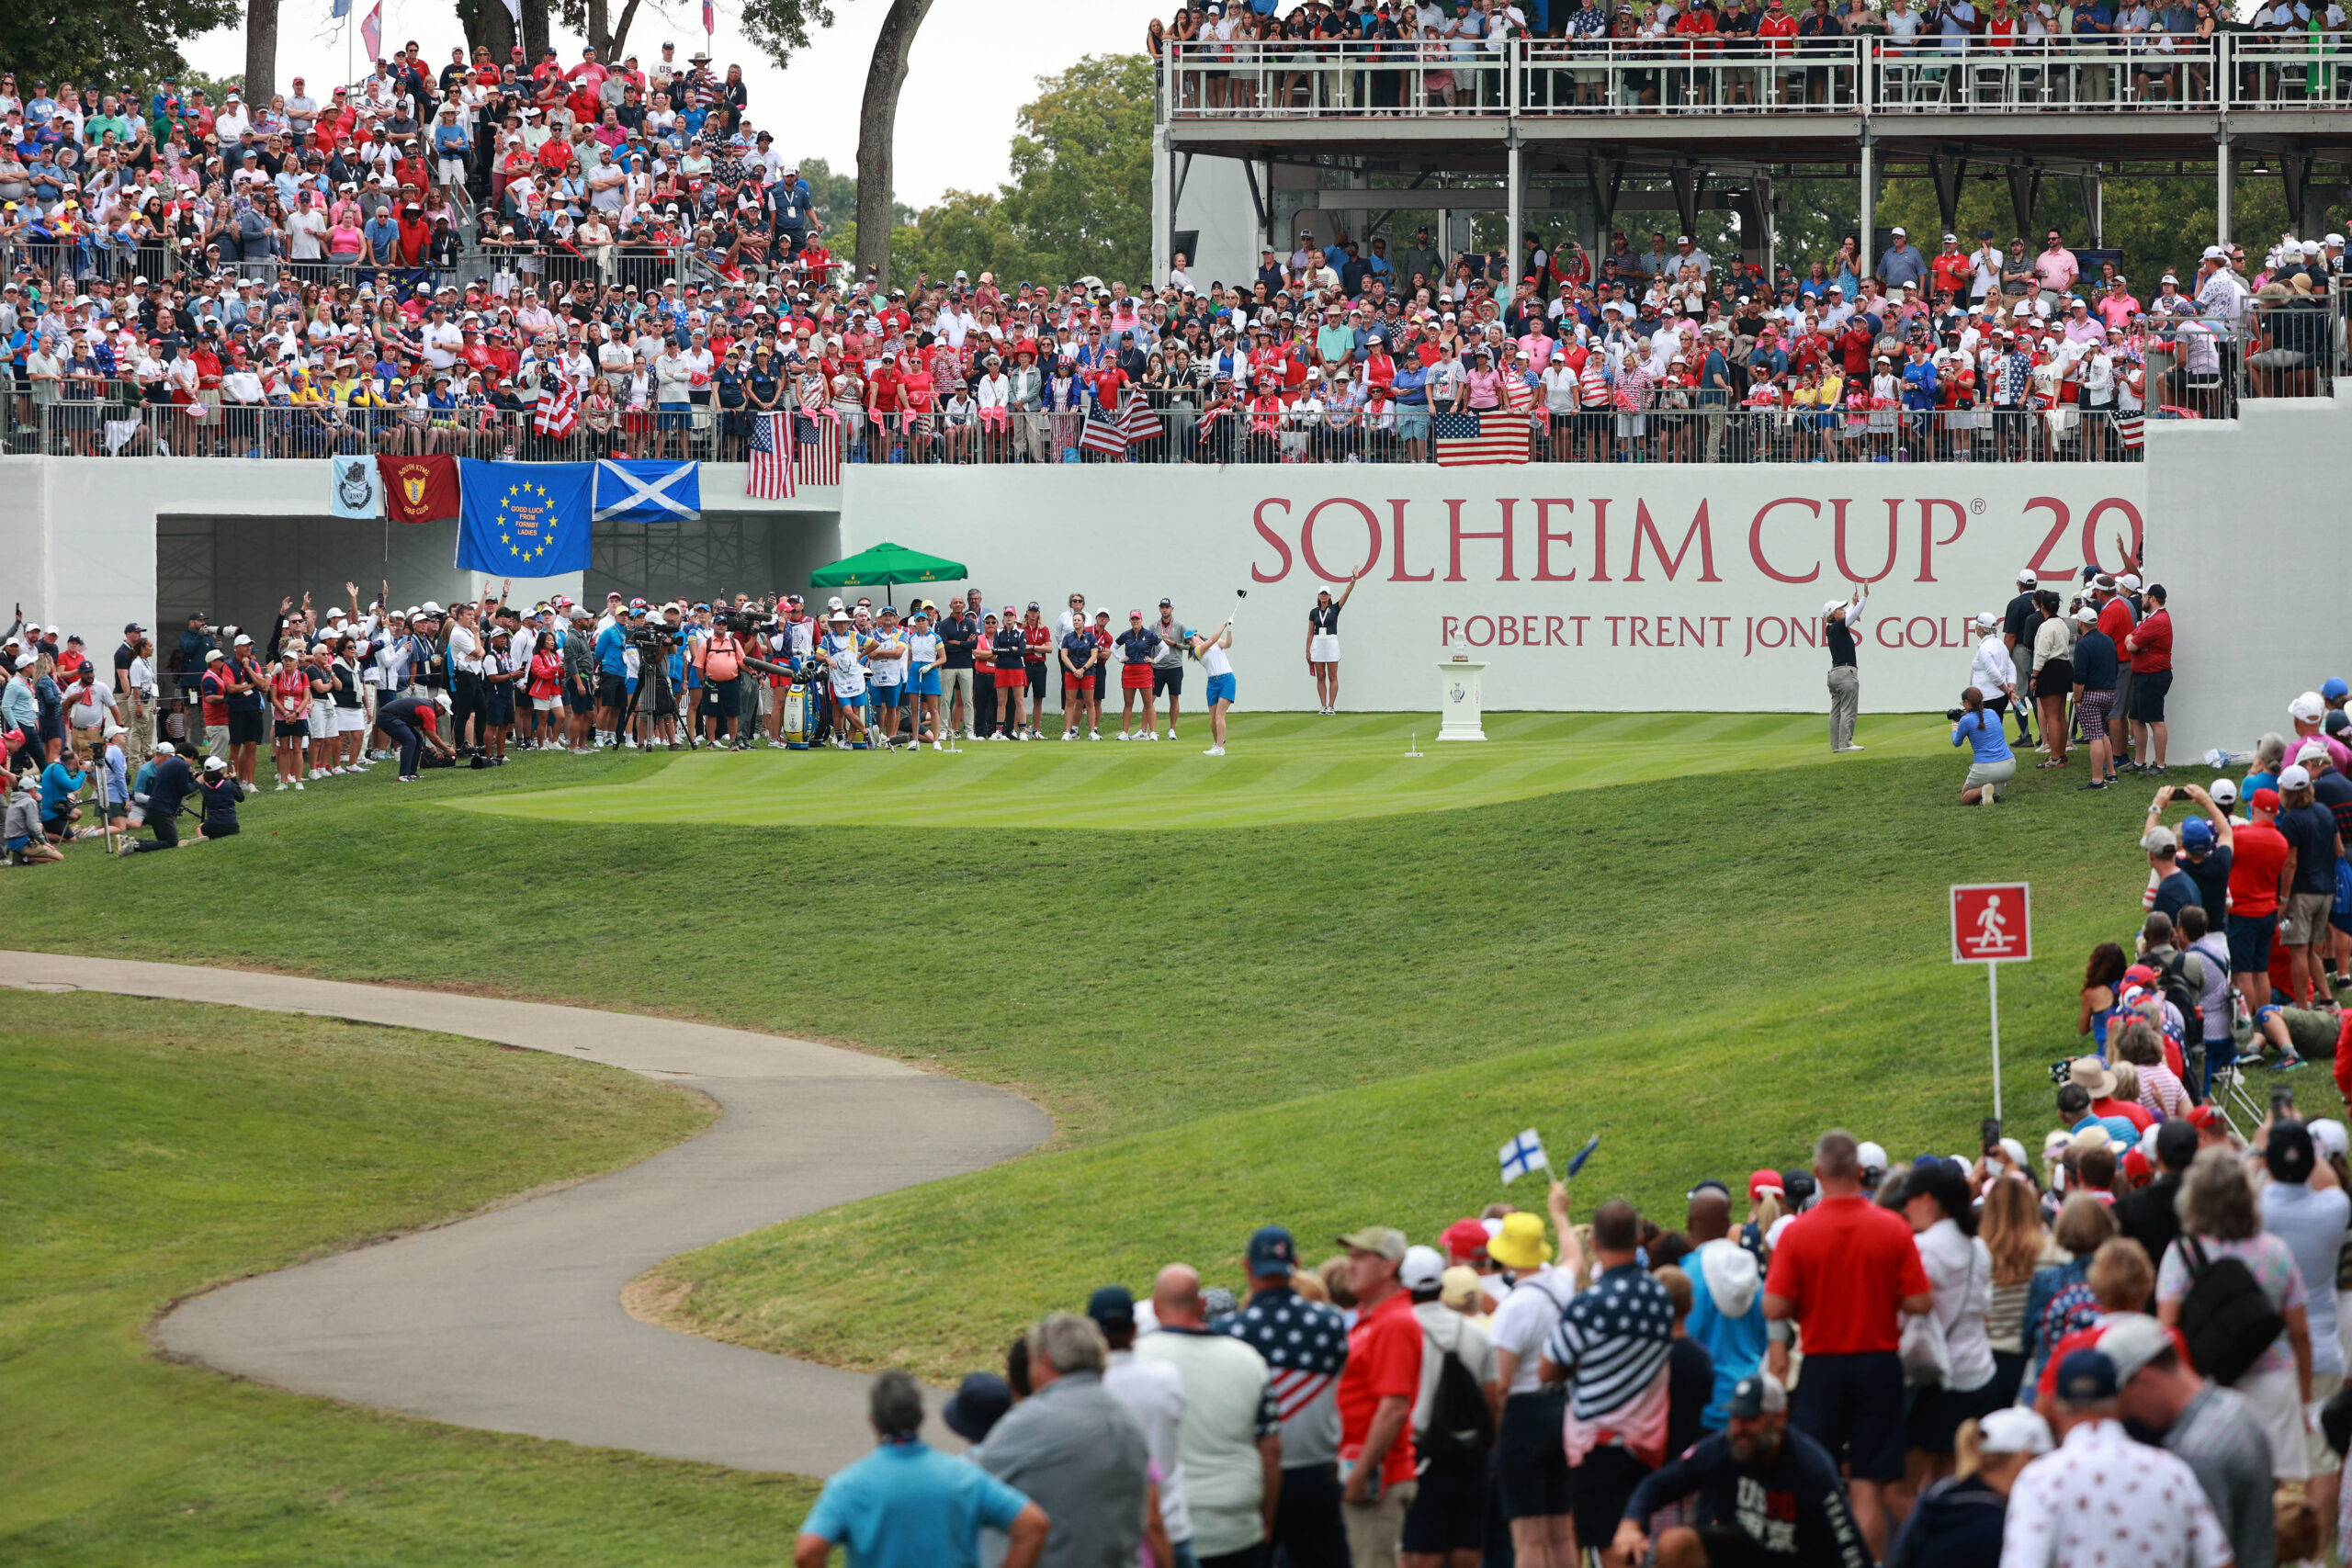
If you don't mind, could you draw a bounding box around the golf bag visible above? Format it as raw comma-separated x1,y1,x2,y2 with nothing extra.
780,657,832,750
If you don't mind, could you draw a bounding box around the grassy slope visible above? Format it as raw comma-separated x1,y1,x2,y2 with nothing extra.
4,715,2330,1395
0,992,818,1566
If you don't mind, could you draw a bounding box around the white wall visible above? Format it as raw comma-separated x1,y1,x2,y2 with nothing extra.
841,463,2154,721
2148,397,2352,759
2,420,2329,756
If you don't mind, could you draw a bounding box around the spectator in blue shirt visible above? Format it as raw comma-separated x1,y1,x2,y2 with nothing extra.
1876,227,1928,290
793,1371,1047,1568
1952,684,2016,805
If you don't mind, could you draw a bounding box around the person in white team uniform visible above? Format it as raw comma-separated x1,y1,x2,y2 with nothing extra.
1190,613,1238,757
816,611,871,750
1306,567,1364,716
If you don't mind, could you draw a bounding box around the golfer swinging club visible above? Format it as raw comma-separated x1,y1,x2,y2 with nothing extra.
1190,599,1239,757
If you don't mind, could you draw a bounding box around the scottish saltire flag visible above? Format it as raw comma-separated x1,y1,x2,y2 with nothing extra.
1436,411,1531,467
329,453,382,519
592,459,700,522
458,459,593,574
1498,1129,1549,1184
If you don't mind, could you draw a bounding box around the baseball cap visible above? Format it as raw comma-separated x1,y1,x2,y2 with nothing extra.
2324,676,2350,702
1856,1142,1889,1177
1724,1373,1788,1419
2211,777,2239,806
1246,1225,1299,1278
2182,817,2214,852
2017,569,2038,584
2281,764,2312,792
203,649,224,663
2268,1118,2317,1184
2052,1348,2120,1404
1338,1226,1408,1261
203,755,229,772
2290,692,2325,723
1442,1216,1493,1262
941,1372,1013,1442
2140,825,2178,854
1085,1284,1136,1329
1400,1245,1447,1292
153,741,175,755
1440,1266,1485,1313
1977,1406,2055,1455
2297,740,2330,766
2096,1313,2174,1383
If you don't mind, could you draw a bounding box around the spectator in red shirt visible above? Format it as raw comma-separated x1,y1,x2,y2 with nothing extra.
1333,1226,1420,1557
2123,583,2173,772
2227,786,2294,1029
1762,1130,1933,1557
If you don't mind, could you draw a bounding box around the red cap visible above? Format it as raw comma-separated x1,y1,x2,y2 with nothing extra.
1748,1168,1785,1203
2254,787,2282,814
2122,1147,2152,1184
2187,1104,2224,1131
1442,1217,1492,1262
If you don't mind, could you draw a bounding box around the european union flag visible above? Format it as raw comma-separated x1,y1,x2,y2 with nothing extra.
458,460,594,575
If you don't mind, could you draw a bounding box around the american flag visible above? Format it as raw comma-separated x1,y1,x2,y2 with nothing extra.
2118,414,2144,450
1079,403,1131,459
534,374,578,439
1119,392,1160,448
795,414,842,486
1226,1292,1348,1427
748,411,796,499
1434,410,1530,467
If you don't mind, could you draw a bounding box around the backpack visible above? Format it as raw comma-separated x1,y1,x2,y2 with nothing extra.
2334,854,2352,919
2176,1236,2287,1388
1415,1329,1496,1475
2153,948,2203,1055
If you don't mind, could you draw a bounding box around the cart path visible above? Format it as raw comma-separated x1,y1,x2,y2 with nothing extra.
0,952,1050,1476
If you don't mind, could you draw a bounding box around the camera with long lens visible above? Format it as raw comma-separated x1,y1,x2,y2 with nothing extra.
713,607,775,635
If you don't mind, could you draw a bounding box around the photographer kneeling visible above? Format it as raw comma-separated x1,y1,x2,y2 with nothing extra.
1951,685,2016,807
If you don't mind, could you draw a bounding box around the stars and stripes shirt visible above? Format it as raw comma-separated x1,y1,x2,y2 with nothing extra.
1541,1263,1675,1424
1225,1286,1349,1467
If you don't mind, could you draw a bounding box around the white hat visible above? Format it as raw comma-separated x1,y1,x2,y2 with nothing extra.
203,755,229,772
2298,740,2330,766
1857,1141,1889,1175
2211,777,2240,804
2282,764,2313,791
2312,1119,2349,1160
1399,1245,1446,1292
1892,225,1907,236
2118,573,2141,591
420,600,446,615
2097,1313,2174,1383
2017,568,2038,584
153,740,175,755
1977,1407,2055,1456
1975,611,1999,630
11,653,33,670
2291,692,2326,723
1824,599,1844,615
2074,605,2098,624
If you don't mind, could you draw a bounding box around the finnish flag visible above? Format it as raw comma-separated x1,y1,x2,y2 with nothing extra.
1498,1129,1549,1185
592,459,701,524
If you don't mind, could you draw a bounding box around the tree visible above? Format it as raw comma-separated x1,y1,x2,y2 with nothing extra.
1000,54,1155,288
855,0,933,288
245,0,278,108
0,0,241,88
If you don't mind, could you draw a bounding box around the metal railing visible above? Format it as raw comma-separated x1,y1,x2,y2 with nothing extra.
1165,35,2352,118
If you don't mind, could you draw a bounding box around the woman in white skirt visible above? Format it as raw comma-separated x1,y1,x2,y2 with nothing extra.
1306,567,1363,716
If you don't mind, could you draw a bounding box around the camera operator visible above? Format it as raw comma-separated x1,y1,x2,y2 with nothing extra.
695,607,752,750
1951,685,2017,807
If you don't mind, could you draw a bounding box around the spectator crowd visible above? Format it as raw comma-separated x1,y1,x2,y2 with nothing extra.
804,1103,2352,1568
0,30,2336,468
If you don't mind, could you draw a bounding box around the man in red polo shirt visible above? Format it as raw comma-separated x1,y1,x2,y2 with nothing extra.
1334,1225,1420,1562
1762,1130,1931,1559
2123,582,2173,773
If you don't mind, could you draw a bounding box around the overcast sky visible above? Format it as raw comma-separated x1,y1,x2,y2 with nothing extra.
181,0,1168,209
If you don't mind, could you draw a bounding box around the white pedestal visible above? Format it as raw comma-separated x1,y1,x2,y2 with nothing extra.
1437,659,1488,741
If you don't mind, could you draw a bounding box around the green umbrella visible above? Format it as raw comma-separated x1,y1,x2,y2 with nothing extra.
807,542,969,609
